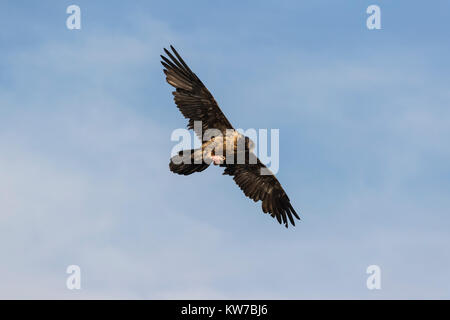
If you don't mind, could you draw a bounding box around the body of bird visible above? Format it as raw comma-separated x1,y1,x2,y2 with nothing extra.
162,46,300,228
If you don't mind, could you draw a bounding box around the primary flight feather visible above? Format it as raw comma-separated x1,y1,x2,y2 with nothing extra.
161,45,300,228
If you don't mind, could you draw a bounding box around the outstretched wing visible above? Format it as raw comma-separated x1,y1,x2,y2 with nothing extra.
161,45,233,138
222,156,300,228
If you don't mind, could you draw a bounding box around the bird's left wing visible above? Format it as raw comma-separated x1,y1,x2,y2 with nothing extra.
161,46,233,138
223,157,300,228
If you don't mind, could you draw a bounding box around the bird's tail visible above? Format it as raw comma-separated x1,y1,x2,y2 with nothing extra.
169,149,210,175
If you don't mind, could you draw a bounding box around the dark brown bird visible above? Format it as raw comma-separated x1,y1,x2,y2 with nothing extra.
161,45,300,228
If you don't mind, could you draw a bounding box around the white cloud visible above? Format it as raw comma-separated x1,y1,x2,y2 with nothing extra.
1,7,450,299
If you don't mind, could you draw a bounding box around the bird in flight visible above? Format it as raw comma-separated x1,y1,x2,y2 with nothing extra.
161,46,300,228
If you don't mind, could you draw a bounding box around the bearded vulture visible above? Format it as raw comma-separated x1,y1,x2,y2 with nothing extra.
161,46,300,228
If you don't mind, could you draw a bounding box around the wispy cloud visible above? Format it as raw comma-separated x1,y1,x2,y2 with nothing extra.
1,1,449,299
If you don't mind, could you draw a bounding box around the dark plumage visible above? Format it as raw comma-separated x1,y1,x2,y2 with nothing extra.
161,45,300,228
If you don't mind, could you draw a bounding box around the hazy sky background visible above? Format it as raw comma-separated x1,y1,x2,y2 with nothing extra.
1,1,449,299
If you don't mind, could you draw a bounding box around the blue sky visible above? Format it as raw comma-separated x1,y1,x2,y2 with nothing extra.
0,1,449,298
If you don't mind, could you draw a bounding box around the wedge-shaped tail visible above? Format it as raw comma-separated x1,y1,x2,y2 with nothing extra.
169,149,210,175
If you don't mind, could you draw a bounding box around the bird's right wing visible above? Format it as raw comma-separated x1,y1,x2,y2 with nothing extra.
223,155,300,228
161,46,234,139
